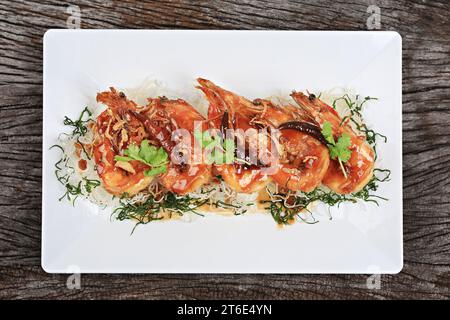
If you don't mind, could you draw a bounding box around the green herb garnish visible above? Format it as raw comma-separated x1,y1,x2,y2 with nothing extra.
51,145,101,205
60,106,94,160
113,192,208,234
321,121,352,178
114,140,168,176
194,130,235,164
332,95,386,160
63,106,93,137
51,107,100,204
264,168,391,225
213,200,250,215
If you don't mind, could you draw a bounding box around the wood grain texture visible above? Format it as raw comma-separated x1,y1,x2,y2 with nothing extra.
1,0,450,300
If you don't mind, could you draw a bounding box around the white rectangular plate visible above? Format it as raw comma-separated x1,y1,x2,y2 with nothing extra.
43,30,402,273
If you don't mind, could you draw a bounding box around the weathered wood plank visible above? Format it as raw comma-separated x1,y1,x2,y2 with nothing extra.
0,0,449,299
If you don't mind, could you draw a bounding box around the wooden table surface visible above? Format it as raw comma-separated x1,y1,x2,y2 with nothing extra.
1,0,449,300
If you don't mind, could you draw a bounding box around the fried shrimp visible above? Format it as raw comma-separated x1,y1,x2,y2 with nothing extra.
93,88,154,196
134,97,212,195
250,98,330,192
291,92,375,194
197,78,274,194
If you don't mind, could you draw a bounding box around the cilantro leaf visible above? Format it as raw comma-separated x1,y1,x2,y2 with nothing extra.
335,133,352,162
321,121,335,145
193,130,203,144
114,140,169,175
328,145,339,160
144,165,167,176
194,130,214,148
114,155,134,162
139,140,156,163
321,121,352,163
203,132,215,148
194,130,236,164
153,147,168,166
222,139,235,164
223,139,235,152
121,143,146,163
